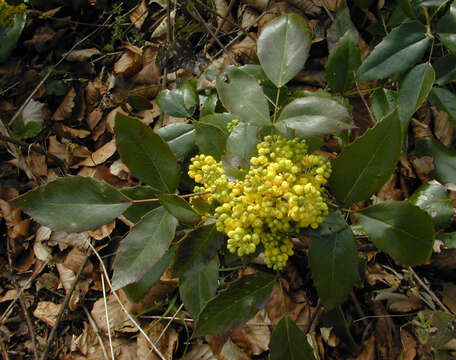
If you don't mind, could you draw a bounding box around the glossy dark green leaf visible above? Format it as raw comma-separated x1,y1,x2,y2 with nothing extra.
308,212,360,310
356,201,435,266
115,114,180,193
434,54,456,85
173,224,225,278
195,271,275,336
156,123,196,160
329,110,401,206
112,207,178,290
0,13,26,63
326,30,361,93
156,89,194,117
238,64,268,81
398,63,435,132
157,194,201,225
323,307,359,353
199,113,236,136
179,256,219,319
327,1,359,53
269,315,315,360
216,66,270,127
257,14,311,87
181,79,198,109
12,176,131,232
409,180,453,229
276,97,352,138
437,6,456,53
127,96,153,112
194,122,227,160
357,22,430,81
121,186,160,223
370,88,398,122
428,87,456,127
224,122,259,172
397,0,417,19
415,136,456,184
123,246,176,302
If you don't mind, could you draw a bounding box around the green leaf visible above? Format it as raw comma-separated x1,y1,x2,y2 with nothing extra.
123,246,176,303
437,6,456,53
370,88,398,122
157,194,201,225
323,307,359,353
11,99,45,140
438,232,456,248
127,96,153,112
434,54,456,85
120,186,160,223
398,63,435,132
224,122,259,173
194,122,227,160
308,212,360,310
269,315,315,360
12,176,131,232
156,89,194,117
327,0,359,53
112,207,178,290
115,114,180,193
156,123,196,160
276,97,353,138
179,256,219,319
200,93,218,116
409,180,454,229
173,224,225,278
216,66,271,127
415,136,456,184
329,110,401,206
326,30,361,93
357,22,430,81
195,271,275,336
356,200,435,266
181,79,198,110
257,14,311,87
0,12,26,63
428,87,456,127
200,113,236,136
397,0,417,19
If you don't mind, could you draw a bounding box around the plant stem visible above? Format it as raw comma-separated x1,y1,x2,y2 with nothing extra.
130,191,211,204
272,87,282,124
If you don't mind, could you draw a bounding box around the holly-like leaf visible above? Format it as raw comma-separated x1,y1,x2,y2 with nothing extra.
179,256,219,319
156,123,196,160
370,88,397,122
269,315,315,360
173,224,224,278
308,212,360,310
216,66,271,127
398,63,435,132
200,113,236,136
326,30,361,93
115,114,180,193
111,207,178,290
121,186,160,223
329,110,401,206
12,176,131,232
123,246,176,303
409,180,453,229
434,54,456,85
415,136,456,184
195,271,275,336
428,87,456,127
0,13,26,63
194,122,227,160
224,122,259,173
357,22,430,81
276,97,352,138
356,201,435,266
156,89,194,117
396,0,417,19
437,5,456,53
257,14,311,87
157,194,201,225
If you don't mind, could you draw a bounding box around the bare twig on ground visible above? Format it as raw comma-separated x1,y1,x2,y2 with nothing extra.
355,80,377,127
101,274,115,360
82,305,110,360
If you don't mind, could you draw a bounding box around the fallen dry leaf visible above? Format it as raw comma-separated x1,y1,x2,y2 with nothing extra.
34,301,61,327
52,88,76,121
73,139,116,167
399,329,417,360
133,47,161,85
356,335,376,360
137,321,179,360
441,282,456,314
91,294,136,333
231,311,270,356
87,221,116,240
129,0,148,29
88,337,137,360
114,50,142,76
151,11,176,39
182,342,217,360
218,339,250,360
33,239,52,262
66,48,102,62
58,123,91,139
49,231,91,250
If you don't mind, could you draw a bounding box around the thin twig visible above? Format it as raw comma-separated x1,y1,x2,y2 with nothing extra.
409,267,453,315
82,305,110,360
0,336,10,360
101,274,115,360
39,250,92,360
206,0,236,52
140,315,194,323
85,241,167,360
155,303,183,345
350,291,368,327
355,80,376,126
130,191,211,204
309,300,323,333
26,9,113,27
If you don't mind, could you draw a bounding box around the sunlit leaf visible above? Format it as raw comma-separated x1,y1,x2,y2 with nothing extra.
157,193,201,225
224,122,259,174
156,123,196,160
195,271,275,336
12,176,131,232
356,201,435,266
156,89,194,117
111,207,178,290
257,14,312,87
194,122,227,160
370,88,397,122
121,186,160,223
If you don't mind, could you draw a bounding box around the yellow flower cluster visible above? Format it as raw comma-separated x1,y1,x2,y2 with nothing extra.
188,135,331,270
0,0,26,28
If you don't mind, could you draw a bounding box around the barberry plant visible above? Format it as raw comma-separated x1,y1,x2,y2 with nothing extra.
0,0,26,62
11,8,452,356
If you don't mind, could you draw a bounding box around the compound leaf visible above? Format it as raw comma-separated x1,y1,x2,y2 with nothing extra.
12,176,131,232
